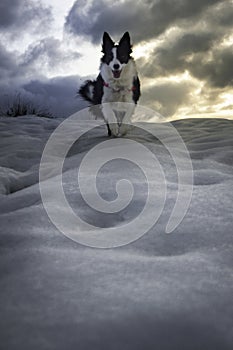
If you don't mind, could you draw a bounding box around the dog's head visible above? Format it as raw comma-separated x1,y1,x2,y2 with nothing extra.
101,32,132,79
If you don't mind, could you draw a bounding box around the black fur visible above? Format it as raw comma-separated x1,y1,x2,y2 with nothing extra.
79,75,111,133
79,80,94,103
101,32,132,65
132,76,141,104
79,74,104,104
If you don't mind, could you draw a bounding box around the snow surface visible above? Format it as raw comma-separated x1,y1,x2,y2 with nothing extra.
0,115,233,349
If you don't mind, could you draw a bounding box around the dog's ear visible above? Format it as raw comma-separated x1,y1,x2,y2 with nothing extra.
102,32,114,52
118,32,132,53
119,32,131,45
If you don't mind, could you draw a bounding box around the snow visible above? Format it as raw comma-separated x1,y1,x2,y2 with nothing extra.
0,114,232,349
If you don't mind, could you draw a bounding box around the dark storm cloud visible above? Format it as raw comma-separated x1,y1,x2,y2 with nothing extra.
189,46,233,88
0,0,232,120
23,76,79,101
0,75,85,118
140,31,218,78
22,76,85,116
0,40,43,85
0,34,82,96
0,44,18,78
65,0,224,44
0,0,52,33
0,0,83,119
206,0,233,26
65,0,232,87
0,1,56,82
0,0,20,27
140,34,233,88
141,81,195,117
136,0,233,90
20,37,81,71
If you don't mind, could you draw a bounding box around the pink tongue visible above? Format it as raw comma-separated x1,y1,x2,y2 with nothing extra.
113,70,121,78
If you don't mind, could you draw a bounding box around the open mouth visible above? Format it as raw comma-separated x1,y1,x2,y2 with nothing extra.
112,70,122,79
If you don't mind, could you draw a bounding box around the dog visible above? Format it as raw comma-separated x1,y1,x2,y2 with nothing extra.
79,32,140,136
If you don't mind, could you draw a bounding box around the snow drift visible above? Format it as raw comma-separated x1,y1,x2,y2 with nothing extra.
0,115,232,349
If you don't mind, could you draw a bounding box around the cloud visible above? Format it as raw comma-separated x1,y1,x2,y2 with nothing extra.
65,0,224,44
0,0,54,46
0,43,19,79
20,37,81,76
0,0,20,28
140,80,196,117
22,76,85,116
65,0,232,87
140,30,218,79
189,46,233,88
133,0,233,117
0,0,232,120
0,75,85,118
140,32,233,89
0,33,82,88
0,1,57,86
0,0,84,119
0,0,52,32
205,0,233,27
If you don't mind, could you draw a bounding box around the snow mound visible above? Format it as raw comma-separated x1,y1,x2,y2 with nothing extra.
0,115,232,350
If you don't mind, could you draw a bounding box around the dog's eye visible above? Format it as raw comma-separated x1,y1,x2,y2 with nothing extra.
105,53,113,61
119,55,127,61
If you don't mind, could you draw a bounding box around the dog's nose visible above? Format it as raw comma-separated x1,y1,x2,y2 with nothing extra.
113,64,120,70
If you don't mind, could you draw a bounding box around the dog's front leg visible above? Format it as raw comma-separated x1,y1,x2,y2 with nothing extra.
102,103,119,136
119,103,135,136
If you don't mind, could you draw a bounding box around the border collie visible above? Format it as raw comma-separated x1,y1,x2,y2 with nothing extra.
79,32,140,136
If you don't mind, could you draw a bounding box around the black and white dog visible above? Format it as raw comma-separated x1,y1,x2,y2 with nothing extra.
79,32,140,136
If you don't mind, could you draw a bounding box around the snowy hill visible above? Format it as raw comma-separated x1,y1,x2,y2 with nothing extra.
0,115,232,349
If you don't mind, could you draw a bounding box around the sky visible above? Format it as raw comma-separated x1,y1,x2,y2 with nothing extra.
0,0,232,119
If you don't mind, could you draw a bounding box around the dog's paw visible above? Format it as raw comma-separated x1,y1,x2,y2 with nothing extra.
119,123,131,136
109,123,119,137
